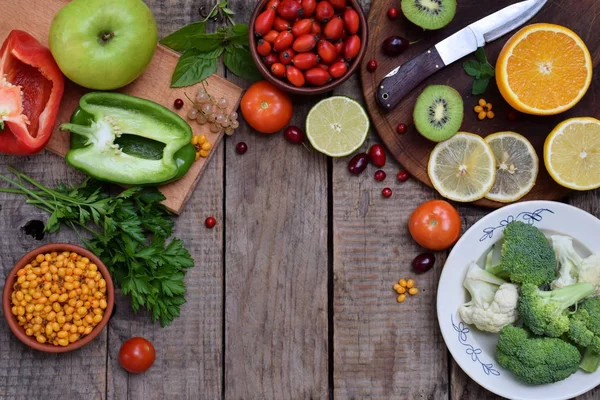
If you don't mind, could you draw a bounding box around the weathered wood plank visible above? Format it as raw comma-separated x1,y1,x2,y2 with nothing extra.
223,2,329,399
0,156,107,400
106,1,224,399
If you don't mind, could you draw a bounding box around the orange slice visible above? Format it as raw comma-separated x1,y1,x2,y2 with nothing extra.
496,23,592,116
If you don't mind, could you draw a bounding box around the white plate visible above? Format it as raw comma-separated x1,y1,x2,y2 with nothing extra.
437,200,600,400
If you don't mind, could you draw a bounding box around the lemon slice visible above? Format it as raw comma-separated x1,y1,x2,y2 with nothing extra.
305,96,370,157
484,132,539,203
428,132,496,202
544,117,600,190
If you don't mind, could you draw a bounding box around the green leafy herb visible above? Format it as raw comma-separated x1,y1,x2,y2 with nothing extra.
160,1,260,86
0,167,195,327
462,47,495,95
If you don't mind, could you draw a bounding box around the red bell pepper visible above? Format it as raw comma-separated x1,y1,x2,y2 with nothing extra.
0,30,64,155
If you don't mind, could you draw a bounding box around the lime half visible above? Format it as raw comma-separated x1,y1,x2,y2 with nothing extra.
306,96,370,157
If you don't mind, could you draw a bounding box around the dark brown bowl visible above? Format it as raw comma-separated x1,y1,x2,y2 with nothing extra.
2,243,114,353
249,0,368,95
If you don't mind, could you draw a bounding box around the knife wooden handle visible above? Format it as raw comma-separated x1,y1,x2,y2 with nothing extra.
376,47,446,111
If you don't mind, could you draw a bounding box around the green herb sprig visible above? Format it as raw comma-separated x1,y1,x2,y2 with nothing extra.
462,47,495,95
160,1,262,87
0,167,194,327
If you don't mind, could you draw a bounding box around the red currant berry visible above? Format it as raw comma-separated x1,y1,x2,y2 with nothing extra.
174,98,184,109
397,170,409,182
236,142,248,154
205,217,217,229
396,123,407,134
382,187,392,198
367,60,378,72
387,7,399,20
374,170,386,181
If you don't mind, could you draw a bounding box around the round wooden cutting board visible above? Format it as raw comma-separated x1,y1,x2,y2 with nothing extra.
360,0,599,208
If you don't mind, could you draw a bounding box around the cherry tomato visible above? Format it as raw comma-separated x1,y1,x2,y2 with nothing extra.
328,61,347,78
330,0,347,10
292,33,317,52
263,53,279,67
240,80,293,134
343,8,360,35
274,16,292,31
292,52,318,70
255,8,276,36
118,337,156,374
257,39,272,57
315,1,335,22
277,0,302,20
263,30,279,43
301,0,317,17
317,40,338,64
311,21,322,35
291,18,313,37
343,34,361,60
324,17,344,41
284,65,304,87
408,200,461,251
305,67,331,86
273,31,294,52
279,48,296,65
368,144,386,167
271,62,287,78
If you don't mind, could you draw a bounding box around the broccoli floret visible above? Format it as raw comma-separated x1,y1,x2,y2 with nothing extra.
568,296,600,372
486,221,556,286
518,282,594,337
496,325,581,385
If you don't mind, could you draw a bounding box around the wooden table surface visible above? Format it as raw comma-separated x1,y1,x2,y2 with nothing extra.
1,1,599,399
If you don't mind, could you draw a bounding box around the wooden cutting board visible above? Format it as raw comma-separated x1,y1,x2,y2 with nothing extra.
1,0,244,214
361,0,600,208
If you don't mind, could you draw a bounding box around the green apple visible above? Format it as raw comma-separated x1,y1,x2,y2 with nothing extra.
49,0,158,90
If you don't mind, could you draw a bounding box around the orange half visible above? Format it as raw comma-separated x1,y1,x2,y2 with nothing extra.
496,23,593,116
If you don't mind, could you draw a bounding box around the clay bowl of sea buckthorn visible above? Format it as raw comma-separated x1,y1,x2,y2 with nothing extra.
2,243,114,353
249,0,368,95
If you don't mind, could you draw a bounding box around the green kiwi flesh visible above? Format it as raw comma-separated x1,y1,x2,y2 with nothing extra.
413,85,463,142
401,0,457,30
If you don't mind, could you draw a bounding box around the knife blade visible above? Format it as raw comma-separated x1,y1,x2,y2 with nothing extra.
376,0,547,111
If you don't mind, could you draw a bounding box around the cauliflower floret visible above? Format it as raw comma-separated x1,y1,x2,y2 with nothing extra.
550,235,582,289
458,262,519,333
578,253,600,296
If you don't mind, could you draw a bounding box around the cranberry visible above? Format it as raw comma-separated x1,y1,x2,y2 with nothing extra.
396,123,407,134
412,253,435,274
374,170,386,181
382,187,392,198
205,217,217,229
506,109,519,122
366,59,378,72
368,144,386,167
397,170,409,182
387,7,399,20
348,153,370,175
174,98,184,109
236,142,248,154
284,125,305,144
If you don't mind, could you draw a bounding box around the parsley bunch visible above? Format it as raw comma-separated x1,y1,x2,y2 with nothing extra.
160,0,262,87
0,167,194,327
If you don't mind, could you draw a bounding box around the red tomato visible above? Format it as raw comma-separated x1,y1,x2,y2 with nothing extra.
324,17,344,41
301,0,317,17
291,18,313,37
305,67,331,86
274,16,291,32
408,200,461,251
273,31,294,52
263,30,279,43
256,39,272,57
328,61,347,78
315,1,335,22
279,48,296,65
343,34,361,60
286,65,305,87
241,81,293,133
292,52,318,70
119,337,156,374
271,62,287,78
343,8,360,35
292,34,317,52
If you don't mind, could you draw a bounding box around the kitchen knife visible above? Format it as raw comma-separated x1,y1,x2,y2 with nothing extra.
376,0,547,111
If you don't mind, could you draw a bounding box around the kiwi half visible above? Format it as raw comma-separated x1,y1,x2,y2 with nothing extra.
401,0,457,30
413,85,463,142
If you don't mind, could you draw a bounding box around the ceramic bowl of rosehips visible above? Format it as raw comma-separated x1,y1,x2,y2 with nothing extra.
250,0,368,95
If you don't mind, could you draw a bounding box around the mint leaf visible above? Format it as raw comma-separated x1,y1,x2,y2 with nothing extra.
160,22,207,51
472,78,489,95
223,46,262,82
171,49,218,88
462,60,481,78
479,63,495,79
475,47,487,63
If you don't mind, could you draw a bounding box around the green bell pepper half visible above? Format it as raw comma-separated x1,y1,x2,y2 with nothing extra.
61,92,196,186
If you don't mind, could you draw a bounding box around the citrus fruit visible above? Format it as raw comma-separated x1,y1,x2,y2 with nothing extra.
496,23,592,116
427,132,496,202
544,117,600,191
306,96,370,157
484,132,539,203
